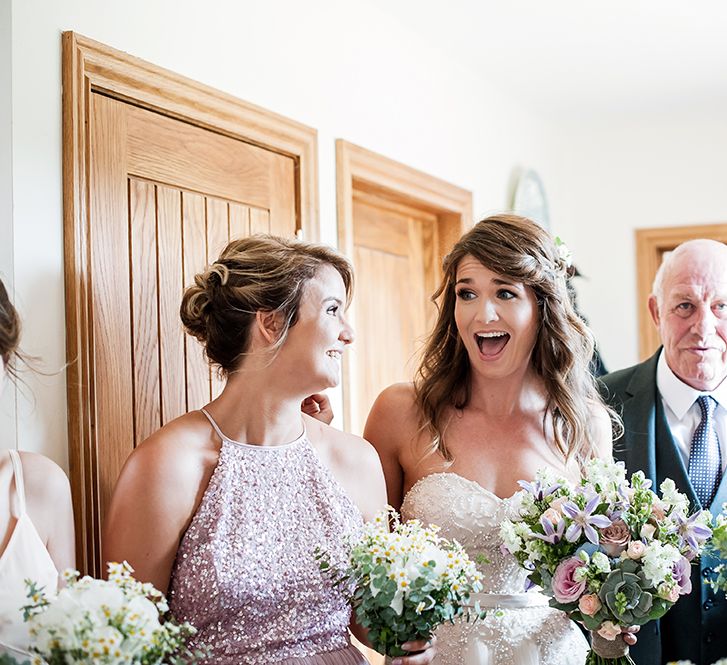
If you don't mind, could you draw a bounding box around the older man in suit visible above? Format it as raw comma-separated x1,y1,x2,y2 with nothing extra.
601,239,727,665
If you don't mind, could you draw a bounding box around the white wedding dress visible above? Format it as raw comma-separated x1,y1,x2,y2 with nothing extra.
401,473,588,665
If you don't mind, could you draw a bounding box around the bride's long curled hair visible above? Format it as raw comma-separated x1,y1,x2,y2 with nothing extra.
414,214,617,467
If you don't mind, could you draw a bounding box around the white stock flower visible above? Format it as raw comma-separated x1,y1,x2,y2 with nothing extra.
500,521,522,553
642,542,681,587
660,479,689,513
510,490,537,518
591,552,611,574
586,458,627,487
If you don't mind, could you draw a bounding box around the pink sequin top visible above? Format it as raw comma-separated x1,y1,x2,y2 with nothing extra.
168,410,367,664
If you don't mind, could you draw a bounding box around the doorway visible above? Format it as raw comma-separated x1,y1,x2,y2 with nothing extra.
336,140,472,435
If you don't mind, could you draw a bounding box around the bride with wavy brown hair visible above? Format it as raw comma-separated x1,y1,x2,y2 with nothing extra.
364,214,617,665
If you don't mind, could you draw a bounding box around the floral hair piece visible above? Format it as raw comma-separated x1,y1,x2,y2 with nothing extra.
554,236,573,273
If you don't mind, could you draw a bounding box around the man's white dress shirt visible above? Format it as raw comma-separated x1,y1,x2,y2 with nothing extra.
656,349,727,473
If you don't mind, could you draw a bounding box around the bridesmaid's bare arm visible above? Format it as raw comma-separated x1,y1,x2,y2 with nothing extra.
103,414,216,593
22,452,75,573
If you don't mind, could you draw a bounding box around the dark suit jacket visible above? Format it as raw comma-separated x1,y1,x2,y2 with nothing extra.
601,350,727,665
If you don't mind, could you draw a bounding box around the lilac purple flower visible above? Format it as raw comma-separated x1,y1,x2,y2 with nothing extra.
534,515,566,544
518,479,561,501
670,511,712,558
562,494,612,545
672,555,692,595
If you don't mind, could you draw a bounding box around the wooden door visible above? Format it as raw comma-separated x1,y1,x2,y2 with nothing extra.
64,33,317,575
348,190,441,434
337,141,472,437
635,223,727,360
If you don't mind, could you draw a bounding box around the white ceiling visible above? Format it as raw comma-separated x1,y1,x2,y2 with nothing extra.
369,0,727,120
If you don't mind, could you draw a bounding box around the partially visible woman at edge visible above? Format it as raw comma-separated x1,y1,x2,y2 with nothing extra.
0,277,75,658
364,215,621,665
103,236,435,665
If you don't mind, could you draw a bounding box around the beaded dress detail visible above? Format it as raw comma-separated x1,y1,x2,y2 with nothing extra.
169,410,367,664
402,473,588,665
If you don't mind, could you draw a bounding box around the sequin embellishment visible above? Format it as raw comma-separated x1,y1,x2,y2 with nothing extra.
169,421,366,664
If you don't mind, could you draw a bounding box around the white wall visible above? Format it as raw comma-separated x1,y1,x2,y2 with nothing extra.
546,110,727,373
7,0,555,468
0,0,16,449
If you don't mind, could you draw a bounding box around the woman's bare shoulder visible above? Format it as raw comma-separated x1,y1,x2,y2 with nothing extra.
116,411,219,508
16,451,70,502
135,411,217,461
367,382,420,432
305,415,378,467
305,417,386,518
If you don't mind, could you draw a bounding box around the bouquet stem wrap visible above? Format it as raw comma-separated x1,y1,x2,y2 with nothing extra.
586,632,634,664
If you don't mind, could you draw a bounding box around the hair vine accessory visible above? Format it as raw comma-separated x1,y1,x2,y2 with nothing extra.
554,237,573,273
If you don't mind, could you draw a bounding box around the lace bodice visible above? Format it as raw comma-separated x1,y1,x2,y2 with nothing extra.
401,472,588,665
401,472,529,594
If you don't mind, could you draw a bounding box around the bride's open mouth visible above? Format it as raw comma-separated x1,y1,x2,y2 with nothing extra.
475,331,510,358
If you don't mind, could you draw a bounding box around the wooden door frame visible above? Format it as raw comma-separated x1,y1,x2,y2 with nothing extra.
63,32,319,573
636,223,727,360
335,140,472,433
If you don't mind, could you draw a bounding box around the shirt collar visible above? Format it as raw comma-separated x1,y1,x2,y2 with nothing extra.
656,348,727,419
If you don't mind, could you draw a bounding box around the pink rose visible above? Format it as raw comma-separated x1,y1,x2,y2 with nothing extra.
598,621,622,641
651,501,667,520
658,583,680,603
600,519,631,557
626,541,646,559
550,497,567,513
578,593,602,616
552,556,587,603
542,508,561,525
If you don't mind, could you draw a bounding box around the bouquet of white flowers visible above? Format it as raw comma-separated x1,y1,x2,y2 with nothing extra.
318,508,484,658
17,562,203,665
500,459,712,665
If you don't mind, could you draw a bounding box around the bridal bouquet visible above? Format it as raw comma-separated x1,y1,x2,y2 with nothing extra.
500,459,712,665
19,561,203,664
318,508,484,658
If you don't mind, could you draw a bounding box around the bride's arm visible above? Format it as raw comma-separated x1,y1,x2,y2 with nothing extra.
364,383,418,512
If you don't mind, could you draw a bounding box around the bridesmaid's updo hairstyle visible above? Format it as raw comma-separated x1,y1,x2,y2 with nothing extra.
180,235,353,374
415,213,619,467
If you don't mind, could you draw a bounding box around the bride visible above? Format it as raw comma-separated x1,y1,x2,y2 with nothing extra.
364,215,616,665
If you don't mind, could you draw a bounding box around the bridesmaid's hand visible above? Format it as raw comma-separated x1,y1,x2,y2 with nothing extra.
392,637,437,664
301,393,334,424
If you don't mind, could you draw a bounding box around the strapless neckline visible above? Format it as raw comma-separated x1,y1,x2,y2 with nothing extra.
406,472,516,504
400,467,589,665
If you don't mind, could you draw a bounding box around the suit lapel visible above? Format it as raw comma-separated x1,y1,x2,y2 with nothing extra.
619,352,659,486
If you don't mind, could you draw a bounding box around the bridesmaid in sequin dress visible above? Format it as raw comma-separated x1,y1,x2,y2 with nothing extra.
364,216,624,664
103,236,435,665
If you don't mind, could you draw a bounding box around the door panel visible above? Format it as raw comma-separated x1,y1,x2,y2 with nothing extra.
157,185,186,425
348,190,440,435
